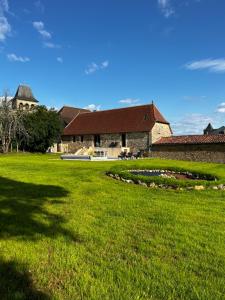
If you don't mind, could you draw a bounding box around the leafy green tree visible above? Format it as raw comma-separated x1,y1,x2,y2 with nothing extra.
22,106,62,153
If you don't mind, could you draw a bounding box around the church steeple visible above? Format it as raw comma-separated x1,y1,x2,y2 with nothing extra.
12,85,39,110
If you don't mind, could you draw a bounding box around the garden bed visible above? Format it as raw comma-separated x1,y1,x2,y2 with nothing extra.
107,165,224,190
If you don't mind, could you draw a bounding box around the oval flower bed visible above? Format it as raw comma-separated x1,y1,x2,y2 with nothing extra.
107,165,225,190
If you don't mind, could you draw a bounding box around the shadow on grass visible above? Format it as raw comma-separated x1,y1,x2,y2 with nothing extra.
0,259,50,299
0,176,77,241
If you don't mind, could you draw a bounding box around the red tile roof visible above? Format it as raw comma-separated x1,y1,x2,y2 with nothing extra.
58,106,90,125
154,135,225,145
63,104,170,135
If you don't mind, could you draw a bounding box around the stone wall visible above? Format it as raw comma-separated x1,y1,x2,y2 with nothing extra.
151,122,172,144
126,132,149,152
151,143,225,163
101,133,121,148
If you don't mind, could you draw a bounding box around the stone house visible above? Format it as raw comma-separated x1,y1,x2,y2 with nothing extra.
61,103,172,155
11,85,39,110
151,135,225,163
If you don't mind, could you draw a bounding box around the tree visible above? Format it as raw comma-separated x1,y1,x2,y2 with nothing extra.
0,92,27,153
22,106,62,153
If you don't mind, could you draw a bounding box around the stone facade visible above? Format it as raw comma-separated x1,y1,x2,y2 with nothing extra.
12,99,37,110
61,122,172,154
151,123,172,144
100,133,121,148
151,143,225,164
126,132,149,152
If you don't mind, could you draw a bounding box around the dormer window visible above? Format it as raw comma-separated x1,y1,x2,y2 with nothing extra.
144,114,150,121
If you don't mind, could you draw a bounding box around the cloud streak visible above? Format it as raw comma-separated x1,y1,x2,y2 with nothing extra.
216,102,225,113
185,58,225,73
118,98,140,106
7,53,30,62
172,113,213,135
0,0,11,42
84,104,101,111
33,21,51,39
85,60,109,75
158,0,174,18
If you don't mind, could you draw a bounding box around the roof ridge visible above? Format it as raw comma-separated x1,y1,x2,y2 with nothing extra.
79,103,153,115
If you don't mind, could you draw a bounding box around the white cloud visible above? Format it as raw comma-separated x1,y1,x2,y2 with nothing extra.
0,95,12,102
101,60,109,68
158,0,174,18
7,53,30,62
118,98,140,105
185,58,225,73
43,42,61,48
33,21,51,39
216,102,225,113
172,113,213,135
85,60,109,75
57,57,63,63
0,0,10,42
84,104,101,111
0,16,10,41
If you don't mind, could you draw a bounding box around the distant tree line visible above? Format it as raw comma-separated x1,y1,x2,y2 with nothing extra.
0,92,62,153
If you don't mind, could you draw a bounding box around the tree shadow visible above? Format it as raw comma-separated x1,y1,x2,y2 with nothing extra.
0,259,50,299
0,176,78,241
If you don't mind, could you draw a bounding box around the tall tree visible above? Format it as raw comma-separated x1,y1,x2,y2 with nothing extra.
22,106,62,153
0,92,27,153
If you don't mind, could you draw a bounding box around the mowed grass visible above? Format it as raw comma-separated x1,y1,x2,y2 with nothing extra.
0,154,224,300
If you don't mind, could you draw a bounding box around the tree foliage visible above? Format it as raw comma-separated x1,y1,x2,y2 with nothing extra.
22,106,62,153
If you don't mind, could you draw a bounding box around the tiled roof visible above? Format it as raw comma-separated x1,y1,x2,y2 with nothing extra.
154,135,225,145
58,106,90,126
13,85,38,103
63,104,170,135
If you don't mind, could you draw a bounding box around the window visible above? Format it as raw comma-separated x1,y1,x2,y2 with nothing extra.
73,136,76,142
25,103,29,110
94,135,101,147
81,135,84,142
121,133,126,147
19,103,23,110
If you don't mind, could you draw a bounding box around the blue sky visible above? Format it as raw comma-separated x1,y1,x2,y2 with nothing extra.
0,0,225,134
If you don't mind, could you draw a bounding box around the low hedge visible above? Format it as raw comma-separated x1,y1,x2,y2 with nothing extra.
107,164,222,188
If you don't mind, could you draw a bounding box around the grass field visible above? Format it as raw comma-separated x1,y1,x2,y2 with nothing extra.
0,154,224,300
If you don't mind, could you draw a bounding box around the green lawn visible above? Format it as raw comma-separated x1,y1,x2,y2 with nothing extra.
0,154,224,300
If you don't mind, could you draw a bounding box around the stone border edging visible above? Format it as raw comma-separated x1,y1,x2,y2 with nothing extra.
107,173,225,191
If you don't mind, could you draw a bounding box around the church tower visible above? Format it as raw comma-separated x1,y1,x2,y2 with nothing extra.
11,85,39,110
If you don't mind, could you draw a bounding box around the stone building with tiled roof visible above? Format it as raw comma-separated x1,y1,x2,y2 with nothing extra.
61,103,172,154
